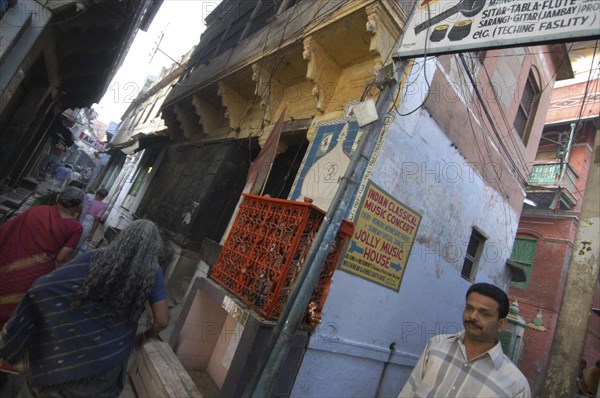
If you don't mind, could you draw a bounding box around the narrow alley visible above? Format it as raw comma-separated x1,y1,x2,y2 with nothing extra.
1,0,599,397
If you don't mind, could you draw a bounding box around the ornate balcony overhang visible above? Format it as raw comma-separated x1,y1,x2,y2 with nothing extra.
160,0,406,143
526,162,578,210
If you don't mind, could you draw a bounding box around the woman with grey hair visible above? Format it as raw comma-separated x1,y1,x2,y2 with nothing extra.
0,219,169,397
0,186,84,329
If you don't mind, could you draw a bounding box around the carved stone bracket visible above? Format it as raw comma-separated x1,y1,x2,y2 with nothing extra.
174,103,203,140
251,62,282,124
218,81,250,132
191,95,224,137
366,1,405,72
252,63,269,110
302,36,341,113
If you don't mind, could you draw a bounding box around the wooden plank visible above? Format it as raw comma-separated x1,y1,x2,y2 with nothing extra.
128,341,202,398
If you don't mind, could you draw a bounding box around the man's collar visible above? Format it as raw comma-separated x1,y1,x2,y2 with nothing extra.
450,331,505,369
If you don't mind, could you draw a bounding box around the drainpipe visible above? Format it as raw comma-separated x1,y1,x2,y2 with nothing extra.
375,342,397,397
243,60,407,397
558,122,576,185
555,122,576,211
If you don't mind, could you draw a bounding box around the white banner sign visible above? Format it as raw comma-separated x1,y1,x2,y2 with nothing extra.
398,0,600,58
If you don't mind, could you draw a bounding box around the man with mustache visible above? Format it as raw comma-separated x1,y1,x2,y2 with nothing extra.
399,282,531,397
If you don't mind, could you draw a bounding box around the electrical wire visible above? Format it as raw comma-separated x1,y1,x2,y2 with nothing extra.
275,139,307,198
454,53,515,246
539,42,576,95
391,57,431,117
473,52,532,175
573,41,599,128
513,43,600,245
392,3,433,117
220,0,336,140
230,1,345,180
460,48,598,249
233,0,402,170
458,53,530,186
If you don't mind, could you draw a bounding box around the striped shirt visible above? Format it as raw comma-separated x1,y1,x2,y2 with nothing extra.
0,251,167,387
399,332,531,398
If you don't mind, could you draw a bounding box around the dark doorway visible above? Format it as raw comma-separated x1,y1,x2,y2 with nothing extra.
262,130,308,199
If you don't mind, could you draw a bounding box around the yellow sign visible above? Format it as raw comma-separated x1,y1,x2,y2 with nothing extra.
340,181,421,291
418,0,439,9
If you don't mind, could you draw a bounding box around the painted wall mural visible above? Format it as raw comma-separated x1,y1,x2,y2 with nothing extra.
289,118,363,211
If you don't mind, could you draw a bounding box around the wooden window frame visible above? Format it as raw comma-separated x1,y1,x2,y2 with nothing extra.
514,70,541,144
510,236,538,289
461,228,486,282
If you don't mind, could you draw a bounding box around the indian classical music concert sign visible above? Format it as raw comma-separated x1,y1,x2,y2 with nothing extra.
340,181,422,291
398,0,600,58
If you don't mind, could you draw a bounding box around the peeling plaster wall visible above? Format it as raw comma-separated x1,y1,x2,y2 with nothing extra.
291,93,520,398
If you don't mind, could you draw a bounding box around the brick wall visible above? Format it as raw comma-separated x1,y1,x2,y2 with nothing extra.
509,217,576,395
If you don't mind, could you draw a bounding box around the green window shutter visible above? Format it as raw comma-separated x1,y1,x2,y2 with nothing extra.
510,237,537,289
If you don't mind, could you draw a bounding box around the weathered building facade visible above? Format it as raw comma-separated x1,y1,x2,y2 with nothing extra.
508,42,599,396
290,43,571,395
101,54,191,234
0,0,162,193
97,0,573,396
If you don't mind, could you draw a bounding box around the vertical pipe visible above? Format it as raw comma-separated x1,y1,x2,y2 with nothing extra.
243,60,407,398
375,342,397,397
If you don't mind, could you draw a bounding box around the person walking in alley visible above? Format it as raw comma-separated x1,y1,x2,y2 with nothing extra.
0,219,169,397
398,283,531,397
51,163,71,191
77,188,108,251
0,186,83,328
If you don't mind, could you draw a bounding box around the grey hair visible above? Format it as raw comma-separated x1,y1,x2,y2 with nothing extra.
58,186,83,209
73,219,162,323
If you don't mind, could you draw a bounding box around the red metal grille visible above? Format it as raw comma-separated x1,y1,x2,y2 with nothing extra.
210,194,353,324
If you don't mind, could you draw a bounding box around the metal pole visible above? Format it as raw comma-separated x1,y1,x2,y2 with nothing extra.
243,60,407,397
554,122,576,212
557,122,576,187
155,48,184,68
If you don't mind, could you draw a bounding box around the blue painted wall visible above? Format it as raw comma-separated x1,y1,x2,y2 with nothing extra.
291,60,519,397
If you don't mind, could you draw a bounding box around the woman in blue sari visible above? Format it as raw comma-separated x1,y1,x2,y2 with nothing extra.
0,219,169,397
